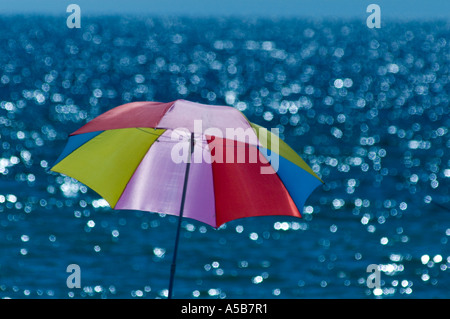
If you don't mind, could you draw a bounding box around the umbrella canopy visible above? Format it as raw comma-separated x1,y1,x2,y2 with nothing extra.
51,99,323,228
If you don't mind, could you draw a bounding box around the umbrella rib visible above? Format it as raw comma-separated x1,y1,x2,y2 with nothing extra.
50,131,104,170
112,129,165,209
204,141,218,229
135,127,162,136
134,127,177,141
258,147,323,217
257,147,303,217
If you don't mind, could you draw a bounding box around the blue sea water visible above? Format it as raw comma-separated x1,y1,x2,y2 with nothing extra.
0,15,449,299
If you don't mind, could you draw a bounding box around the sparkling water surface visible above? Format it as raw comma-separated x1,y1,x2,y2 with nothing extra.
0,15,449,299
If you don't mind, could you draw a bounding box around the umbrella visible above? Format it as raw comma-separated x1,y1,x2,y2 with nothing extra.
51,99,323,298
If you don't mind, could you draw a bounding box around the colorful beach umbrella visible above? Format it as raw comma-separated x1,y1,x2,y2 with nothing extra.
51,99,323,298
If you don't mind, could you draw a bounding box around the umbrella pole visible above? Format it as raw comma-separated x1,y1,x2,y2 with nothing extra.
168,132,194,299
